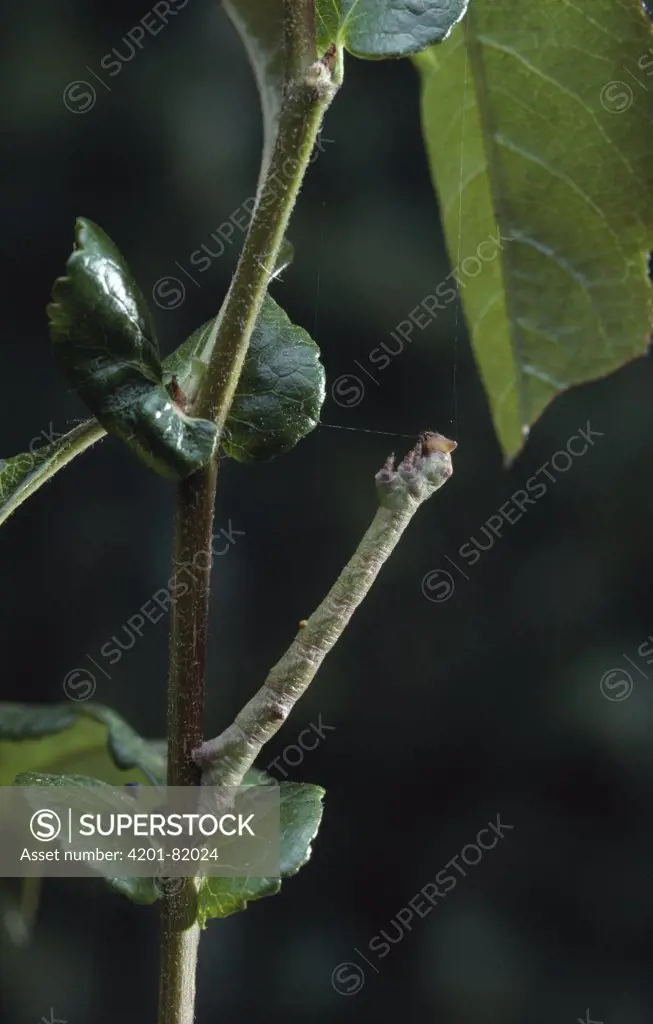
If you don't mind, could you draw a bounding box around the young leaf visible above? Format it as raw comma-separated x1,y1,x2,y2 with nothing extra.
224,0,469,164
0,420,104,529
0,703,166,786
197,782,324,927
170,295,325,463
316,0,469,57
47,219,219,480
414,0,653,459
1,290,320,530
16,771,167,867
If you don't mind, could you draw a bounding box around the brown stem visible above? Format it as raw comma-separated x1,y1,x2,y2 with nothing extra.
191,50,339,429
158,462,218,1024
285,0,318,76
166,463,218,788
157,5,338,1021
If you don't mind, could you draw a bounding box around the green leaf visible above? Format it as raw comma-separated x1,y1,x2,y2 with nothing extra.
105,876,159,905
174,296,325,463
316,0,469,57
81,705,166,785
58,771,323,914
1,270,320,531
223,0,468,180
0,703,165,786
242,766,275,786
0,420,104,529
47,218,219,480
13,771,162,906
14,771,166,890
197,781,324,927
14,770,106,787
225,294,326,461
414,0,653,459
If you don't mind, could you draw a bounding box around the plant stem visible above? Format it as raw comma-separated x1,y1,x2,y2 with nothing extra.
157,7,340,1023
195,435,457,788
191,47,339,428
285,0,318,77
158,897,201,1024
158,462,217,1024
167,464,218,789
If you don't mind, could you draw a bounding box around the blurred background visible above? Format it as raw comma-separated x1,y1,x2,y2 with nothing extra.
2,1,653,1022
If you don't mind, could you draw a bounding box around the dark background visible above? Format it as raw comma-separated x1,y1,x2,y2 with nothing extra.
2,1,653,1022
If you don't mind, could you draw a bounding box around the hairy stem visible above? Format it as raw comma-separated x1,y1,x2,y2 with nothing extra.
167,464,219,790
285,0,318,77
158,896,201,1024
158,463,217,1024
191,49,339,428
158,7,339,1023
196,436,457,788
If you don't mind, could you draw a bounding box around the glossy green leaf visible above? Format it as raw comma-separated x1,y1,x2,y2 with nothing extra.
2,256,317,529
173,295,325,463
316,0,468,57
0,703,165,786
414,0,653,459
47,218,219,479
197,782,325,926
0,420,104,529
